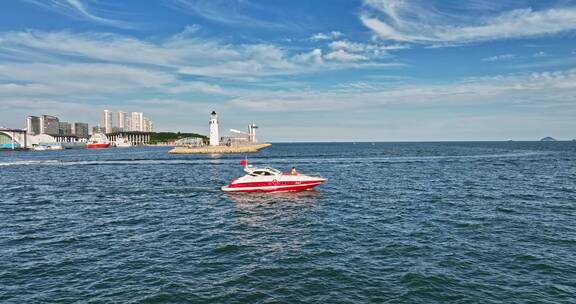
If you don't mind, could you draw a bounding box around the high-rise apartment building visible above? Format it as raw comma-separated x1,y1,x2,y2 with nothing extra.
58,122,72,135
117,111,130,131
72,122,89,137
26,116,41,135
101,110,113,134
131,112,144,131
40,115,59,135
143,117,154,132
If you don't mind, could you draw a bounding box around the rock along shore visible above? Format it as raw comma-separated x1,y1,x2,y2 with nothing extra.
168,143,271,154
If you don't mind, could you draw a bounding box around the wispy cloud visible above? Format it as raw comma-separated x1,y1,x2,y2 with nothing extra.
0,28,405,129
361,0,576,44
328,40,407,60
24,0,135,29
533,51,548,57
0,29,402,81
482,54,516,62
170,0,290,29
229,69,576,112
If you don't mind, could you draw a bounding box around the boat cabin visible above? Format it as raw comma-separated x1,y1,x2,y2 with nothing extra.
244,166,282,176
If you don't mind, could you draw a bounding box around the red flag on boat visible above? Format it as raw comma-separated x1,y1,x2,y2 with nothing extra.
240,159,247,166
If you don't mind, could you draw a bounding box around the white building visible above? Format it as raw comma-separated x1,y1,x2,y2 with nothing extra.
101,110,113,133
26,116,40,135
117,111,129,131
143,117,153,132
131,112,144,131
40,115,59,135
72,122,89,137
209,111,219,146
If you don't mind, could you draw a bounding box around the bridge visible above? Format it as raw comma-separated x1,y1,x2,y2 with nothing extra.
0,128,27,149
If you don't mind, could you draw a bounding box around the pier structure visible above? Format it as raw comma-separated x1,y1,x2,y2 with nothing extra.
169,143,271,154
168,111,270,154
52,135,89,143
106,131,152,146
0,128,27,149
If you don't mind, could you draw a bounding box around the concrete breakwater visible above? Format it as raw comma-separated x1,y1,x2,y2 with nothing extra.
168,143,271,154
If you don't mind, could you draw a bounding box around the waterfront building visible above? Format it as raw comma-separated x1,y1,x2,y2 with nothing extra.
58,122,72,135
117,111,129,131
72,122,89,137
40,115,59,135
92,126,105,134
101,110,113,134
26,116,40,135
143,117,153,132
209,111,219,146
131,112,144,131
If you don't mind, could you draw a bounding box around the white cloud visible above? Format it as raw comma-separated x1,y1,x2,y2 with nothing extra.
164,82,224,94
228,69,576,112
325,50,367,62
0,28,406,129
0,29,399,82
293,48,324,65
0,63,176,96
482,54,516,62
328,40,407,59
310,31,344,41
0,30,238,66
361,0,576,44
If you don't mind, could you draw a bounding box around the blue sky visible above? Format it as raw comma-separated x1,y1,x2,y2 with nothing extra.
1,0,576,141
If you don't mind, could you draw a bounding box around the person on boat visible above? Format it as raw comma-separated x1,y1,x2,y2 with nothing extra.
290,167,298,175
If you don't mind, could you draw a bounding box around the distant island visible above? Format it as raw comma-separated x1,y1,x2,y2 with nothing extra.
540,136,557,142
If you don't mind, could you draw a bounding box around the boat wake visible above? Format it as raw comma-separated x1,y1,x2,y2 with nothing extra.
0,151,552,167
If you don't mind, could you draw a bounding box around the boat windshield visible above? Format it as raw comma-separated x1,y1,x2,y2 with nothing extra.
247,167,281,176
251,170,273,176
265,167,282,175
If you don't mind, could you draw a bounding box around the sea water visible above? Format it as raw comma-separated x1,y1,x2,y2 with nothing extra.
1,142,575,303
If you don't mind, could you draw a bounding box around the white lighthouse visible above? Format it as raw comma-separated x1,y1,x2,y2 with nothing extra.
209,111,219,146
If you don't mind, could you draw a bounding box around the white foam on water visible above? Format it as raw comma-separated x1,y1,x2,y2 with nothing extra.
0,160,61,166
0,151,551,167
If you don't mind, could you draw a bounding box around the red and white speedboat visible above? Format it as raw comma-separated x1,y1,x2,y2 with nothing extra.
222,162,326,193
86,133,110,149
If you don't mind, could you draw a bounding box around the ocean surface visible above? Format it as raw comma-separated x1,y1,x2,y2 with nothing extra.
1,142,575,303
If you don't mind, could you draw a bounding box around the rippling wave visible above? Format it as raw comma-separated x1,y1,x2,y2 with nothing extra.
1,142,575,303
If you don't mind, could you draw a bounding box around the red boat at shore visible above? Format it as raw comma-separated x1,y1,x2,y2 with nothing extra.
86,133,110,149
222,161,326,193
86,143,111,148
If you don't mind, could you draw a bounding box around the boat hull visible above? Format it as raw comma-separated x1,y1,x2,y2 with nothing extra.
222,180,325,193
86,143,110,149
